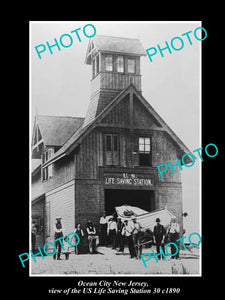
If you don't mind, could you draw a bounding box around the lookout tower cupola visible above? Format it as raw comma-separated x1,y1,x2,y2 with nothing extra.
83,35,146,126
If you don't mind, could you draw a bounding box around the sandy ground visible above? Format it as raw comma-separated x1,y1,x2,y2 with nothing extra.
30,245,200,275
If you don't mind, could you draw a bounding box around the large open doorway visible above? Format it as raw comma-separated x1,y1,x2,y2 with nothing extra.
104,189,155,215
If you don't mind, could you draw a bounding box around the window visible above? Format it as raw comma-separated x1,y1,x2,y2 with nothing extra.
139,137,151,166
116,56,124,72
139,137,150,152
105,134,119,165
105,55,113,71
127,58,135,73
41,148,54,180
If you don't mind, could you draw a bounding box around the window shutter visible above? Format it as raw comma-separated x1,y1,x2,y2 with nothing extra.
41,154,44,181
133,135,139,166
48,164,53,178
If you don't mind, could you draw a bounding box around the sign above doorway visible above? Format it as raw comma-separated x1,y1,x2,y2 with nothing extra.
104,172,154,186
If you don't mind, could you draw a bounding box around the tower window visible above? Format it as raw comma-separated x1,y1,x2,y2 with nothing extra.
116,56,124,73
105,55,113,71
139,137,151,166
127,58,135,73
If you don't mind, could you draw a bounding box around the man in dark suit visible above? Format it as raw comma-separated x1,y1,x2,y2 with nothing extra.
116,217,125,252
153,218,166,260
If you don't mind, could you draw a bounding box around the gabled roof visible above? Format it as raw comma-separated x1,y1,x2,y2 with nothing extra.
82,89,120,127
31,159,41,175
85,35,146,64
43,84,193,167
33,115,84,147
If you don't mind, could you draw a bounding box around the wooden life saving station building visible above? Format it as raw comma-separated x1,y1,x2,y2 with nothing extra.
31,35,192,249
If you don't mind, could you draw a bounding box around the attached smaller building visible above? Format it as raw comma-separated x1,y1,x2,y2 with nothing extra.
31,115,84,249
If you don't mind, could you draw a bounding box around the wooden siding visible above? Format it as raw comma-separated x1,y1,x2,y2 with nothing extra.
152,130,182,183
133,97,159,129
100,95,130,126
75,180,101,229
99,93,160,130
100,72,141,91
32,172,45,201
75,129,99,179
157,185,183,233
45,180,75,246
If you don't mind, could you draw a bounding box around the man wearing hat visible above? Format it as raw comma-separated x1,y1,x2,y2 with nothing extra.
153,218,166,260
124,219,137,259
132,217,142,256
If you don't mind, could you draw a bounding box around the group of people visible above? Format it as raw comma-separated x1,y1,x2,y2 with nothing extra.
153,216,180,260
52,218,98,260
32,213,181,261
99,211,143,259
99,212,181,260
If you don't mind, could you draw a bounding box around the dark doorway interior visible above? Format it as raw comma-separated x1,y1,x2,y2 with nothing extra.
105,189,154,215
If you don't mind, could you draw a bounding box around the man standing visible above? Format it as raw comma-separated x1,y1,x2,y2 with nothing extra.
124,219,137,259
99,211,108,246
107,217,117,249
117,217,125,252
54,217,64,260
132,217,142,257
153,218,166,260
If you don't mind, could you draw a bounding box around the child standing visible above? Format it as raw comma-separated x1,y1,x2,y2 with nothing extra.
62,235,71,260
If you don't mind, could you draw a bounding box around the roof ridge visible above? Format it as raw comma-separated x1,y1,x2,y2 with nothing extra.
94,34,140,41
37,115,84,119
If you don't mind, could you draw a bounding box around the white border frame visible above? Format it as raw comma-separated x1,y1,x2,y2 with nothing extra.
29,20,202,277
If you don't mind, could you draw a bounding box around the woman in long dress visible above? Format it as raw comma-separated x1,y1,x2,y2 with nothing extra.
74,223,84,254
86,221,97,254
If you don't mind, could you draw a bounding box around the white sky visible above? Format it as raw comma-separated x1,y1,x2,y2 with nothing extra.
30,21,201,236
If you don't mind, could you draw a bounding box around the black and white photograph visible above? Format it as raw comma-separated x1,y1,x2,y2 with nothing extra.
29,21,202,278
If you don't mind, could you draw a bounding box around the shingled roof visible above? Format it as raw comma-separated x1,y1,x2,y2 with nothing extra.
34,115,84,147
85,35,146,64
